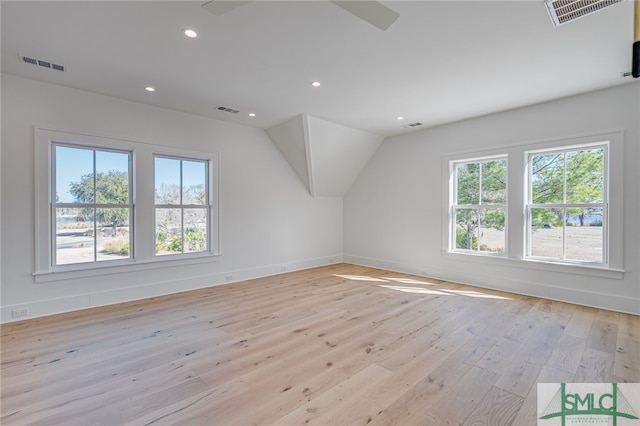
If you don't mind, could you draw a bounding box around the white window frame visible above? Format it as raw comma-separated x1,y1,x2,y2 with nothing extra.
51,142,134,267
525,142,609,266
153,154,213,258
442,130,624,279
449,155,508,256
34,128,220,282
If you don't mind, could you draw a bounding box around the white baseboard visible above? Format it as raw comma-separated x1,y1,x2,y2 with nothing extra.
1,255,343,323
343,254,640,315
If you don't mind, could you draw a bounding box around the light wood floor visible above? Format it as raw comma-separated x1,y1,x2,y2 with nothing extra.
1,263,638,425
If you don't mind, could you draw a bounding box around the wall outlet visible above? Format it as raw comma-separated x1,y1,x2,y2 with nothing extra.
280,265,286,271
11,308,29,319
225,275,233,282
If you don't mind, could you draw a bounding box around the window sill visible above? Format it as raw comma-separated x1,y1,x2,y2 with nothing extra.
33,253,222,283
444,251,625,280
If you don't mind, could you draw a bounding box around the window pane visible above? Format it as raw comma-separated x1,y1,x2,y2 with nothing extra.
566,207,603,263
155,157,181,204
155,208,182,255
96,151,130,204
531,153,564,204
566,148,604,204
481,160,507,204
182,160,207,205
479,209,505,253
95,208,130,261
55,207,95,265
530,208,564,259
56,146,94,204
455,208,478,250
184,208,207,253
456,163,479,205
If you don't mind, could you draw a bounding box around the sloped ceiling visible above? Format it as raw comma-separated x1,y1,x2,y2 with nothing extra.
1,1,635,196
1,1,634,138
267,115,383,197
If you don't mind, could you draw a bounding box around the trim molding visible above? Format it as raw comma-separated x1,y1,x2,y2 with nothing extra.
343,254,639,315
1,255,343,323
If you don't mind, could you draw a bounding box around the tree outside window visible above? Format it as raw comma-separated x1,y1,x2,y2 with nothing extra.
528,145,606,263
53,144,132,265
452,158,507,254
154,156,209,256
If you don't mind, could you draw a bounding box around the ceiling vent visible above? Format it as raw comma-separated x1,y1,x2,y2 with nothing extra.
20,54,65,72
404,122,423,128
544,0,623,27
216,105,240,114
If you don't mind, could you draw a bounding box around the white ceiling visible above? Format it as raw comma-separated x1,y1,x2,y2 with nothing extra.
1,0,635,137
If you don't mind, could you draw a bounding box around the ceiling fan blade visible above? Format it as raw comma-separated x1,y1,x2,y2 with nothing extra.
331,1,399,31
202,0,253,16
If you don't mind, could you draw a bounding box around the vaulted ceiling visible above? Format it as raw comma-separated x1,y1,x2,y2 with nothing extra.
1,1,635,196
2,0,635,136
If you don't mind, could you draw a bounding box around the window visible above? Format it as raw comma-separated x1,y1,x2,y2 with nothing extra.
451,157,507,254
35,128,220,280
445,131,622,276
527,144,607,264
154,156,210,256
52,143,132,266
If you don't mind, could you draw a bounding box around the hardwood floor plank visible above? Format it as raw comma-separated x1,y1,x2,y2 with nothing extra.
462,386,523,426
563,305,597,338
586,319,619,353
545,333,586,375
511,365,575,426
574,347,614,382
253,363,393,425
428,366,500,424
614,313,640,382
1,263,636,425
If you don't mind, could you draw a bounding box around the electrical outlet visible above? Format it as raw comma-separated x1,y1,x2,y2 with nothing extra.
11,308,29,319
280,265,286,272
225,275,233,282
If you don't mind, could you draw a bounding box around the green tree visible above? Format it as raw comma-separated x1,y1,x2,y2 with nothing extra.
69,170,129,236
455,159,507,250
531,148,603,226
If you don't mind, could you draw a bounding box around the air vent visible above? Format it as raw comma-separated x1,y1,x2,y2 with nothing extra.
545,0,623,27
20,54,65,72
404,122,423,128
216,105,240,114
22,56,37,65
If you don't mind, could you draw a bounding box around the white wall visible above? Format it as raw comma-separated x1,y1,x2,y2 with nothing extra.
1,74,343,322
345,82,640,314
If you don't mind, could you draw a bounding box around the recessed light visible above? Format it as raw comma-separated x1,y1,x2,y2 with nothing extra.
249,113,256,117
145,86,156,92
183,28,198,38
311,81,321,87
396,116,404,120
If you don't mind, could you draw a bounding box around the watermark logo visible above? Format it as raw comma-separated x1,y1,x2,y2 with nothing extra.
538,383,640,426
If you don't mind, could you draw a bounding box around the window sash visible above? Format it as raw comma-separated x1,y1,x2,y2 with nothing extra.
51,143,133,267
525,143,608,265
153,155,211,256
451,156,507,255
